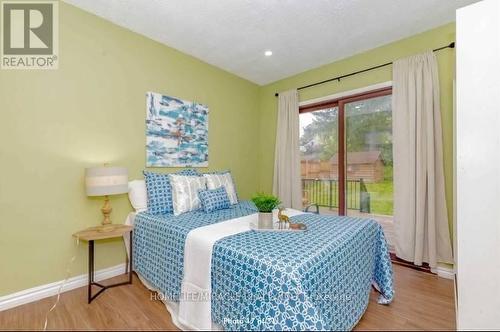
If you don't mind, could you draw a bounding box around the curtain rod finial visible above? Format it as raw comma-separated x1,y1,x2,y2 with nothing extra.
449,42,455,48
275,93,279,97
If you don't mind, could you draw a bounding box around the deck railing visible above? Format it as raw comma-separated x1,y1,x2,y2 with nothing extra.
301,178,371,212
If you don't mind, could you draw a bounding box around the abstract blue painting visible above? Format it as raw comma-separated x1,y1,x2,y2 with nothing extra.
146,92,208,167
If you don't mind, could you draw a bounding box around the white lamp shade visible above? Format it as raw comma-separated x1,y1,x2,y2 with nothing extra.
85,167,129,196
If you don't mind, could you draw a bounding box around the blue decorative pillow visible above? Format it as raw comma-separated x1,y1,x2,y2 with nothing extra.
143,169,200,215
198,187,231,213
202,170,239,205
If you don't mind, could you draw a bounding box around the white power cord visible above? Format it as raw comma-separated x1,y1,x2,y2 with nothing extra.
43,236,79,330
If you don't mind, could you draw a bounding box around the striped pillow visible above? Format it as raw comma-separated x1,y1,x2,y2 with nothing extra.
169,174,207,215
198,187,231,213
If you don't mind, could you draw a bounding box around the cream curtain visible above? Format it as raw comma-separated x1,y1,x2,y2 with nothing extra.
392,51,453,269
273,89,302,209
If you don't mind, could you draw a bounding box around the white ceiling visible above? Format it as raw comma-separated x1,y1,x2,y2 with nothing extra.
64,0,478,85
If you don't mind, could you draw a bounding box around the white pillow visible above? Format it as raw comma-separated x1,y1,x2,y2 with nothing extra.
128,180,148,212
169,175,207,215
203,172,238,205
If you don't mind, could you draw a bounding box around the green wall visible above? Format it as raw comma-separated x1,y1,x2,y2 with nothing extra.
0,1,457,297
0,2,260,296
257,23,456,233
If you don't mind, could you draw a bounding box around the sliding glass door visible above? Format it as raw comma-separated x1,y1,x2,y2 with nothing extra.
299,87,393,231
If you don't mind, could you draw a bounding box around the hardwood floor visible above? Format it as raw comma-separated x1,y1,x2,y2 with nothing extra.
355,265,455,330
0,264,455,330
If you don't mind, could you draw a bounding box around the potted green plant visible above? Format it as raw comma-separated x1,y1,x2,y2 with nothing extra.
251,193,281,229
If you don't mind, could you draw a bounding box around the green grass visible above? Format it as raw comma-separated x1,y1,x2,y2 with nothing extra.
365,180,393,215
364,165,393,215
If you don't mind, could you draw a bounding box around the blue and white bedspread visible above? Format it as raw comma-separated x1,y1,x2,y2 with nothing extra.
133,200,258,300
211,213,394,330
133,202,394,331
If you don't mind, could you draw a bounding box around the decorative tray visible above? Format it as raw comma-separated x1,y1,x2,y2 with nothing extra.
249,221,307,232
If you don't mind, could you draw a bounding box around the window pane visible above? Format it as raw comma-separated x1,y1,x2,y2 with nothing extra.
299,107,339,215
345,94,394,250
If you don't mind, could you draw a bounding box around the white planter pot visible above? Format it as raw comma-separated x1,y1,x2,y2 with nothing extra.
258,212,273,229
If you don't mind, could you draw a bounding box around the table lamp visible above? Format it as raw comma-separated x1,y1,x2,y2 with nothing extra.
85,166,128,227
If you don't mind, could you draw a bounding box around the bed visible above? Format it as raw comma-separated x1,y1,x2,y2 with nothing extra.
127,200,394,331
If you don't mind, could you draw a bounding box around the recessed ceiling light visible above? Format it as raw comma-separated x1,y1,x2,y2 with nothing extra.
264,50,273,57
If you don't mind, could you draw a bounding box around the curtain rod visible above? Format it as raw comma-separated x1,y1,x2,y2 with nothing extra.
274,42,455,97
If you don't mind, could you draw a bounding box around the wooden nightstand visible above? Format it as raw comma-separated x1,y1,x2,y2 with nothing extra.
73,224,133,303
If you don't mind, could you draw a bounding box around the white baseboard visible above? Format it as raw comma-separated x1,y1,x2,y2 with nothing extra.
0,263,126,312
436,266,455,280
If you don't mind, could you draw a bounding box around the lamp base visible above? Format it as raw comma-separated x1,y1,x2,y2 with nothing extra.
101,196,112,226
